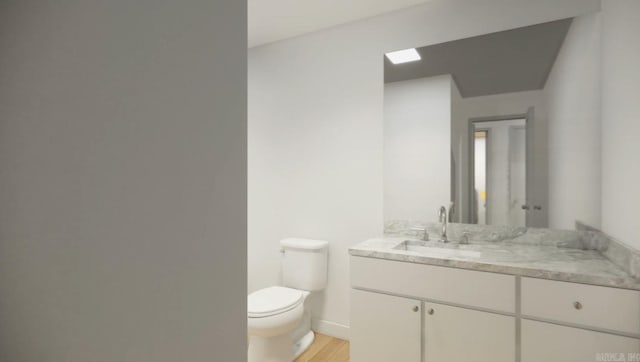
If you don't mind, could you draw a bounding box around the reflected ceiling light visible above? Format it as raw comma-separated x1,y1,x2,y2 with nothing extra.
385,48,421,64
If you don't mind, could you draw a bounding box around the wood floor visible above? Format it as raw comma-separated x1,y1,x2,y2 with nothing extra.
294,333,350,362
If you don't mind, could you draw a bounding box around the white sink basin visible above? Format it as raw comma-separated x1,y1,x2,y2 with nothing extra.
393,240,482,258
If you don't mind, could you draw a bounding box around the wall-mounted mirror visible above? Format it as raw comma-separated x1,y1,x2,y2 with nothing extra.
384,16,601,230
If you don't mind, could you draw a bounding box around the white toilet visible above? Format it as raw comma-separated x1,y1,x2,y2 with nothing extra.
248,238,329,362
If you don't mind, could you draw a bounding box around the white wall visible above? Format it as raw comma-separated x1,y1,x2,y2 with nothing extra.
451,80,465,222
545,13,602,230
384,76,452,222
600,0,640,249
452,89,548,226
0,1,246,361
248,0,600,336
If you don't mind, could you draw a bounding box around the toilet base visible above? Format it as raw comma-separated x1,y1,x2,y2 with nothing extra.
248,332,293,362
248,330,314,362
293,331,314,359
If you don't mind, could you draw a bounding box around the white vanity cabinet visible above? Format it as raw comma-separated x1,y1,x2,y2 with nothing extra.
350,256,516,362
350,256,640,362
349,289,515,362
423,302,515,362
350,289,421,362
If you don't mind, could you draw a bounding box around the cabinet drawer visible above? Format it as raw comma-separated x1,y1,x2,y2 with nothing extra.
350,256,515,313
521,277,640,335
522,319,640,362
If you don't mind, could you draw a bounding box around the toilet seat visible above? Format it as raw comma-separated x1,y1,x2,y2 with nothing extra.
248,286,304,318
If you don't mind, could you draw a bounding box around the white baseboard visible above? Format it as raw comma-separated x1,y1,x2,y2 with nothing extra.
311,318,350,341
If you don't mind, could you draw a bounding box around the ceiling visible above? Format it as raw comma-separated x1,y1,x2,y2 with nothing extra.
248,0,431,48
384,19,573,97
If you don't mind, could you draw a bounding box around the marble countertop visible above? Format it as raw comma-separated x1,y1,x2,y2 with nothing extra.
349,237,640,290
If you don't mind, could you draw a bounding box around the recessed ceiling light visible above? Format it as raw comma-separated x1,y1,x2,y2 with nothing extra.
385,48,421,64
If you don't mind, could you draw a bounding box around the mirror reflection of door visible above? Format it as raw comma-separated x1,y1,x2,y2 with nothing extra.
471,118,527,227
473,131,488,224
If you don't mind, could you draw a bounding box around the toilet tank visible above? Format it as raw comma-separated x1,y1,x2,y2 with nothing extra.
280,238,329,291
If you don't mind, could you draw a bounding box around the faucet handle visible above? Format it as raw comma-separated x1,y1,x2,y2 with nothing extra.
409,227,429,241
459,232,471,244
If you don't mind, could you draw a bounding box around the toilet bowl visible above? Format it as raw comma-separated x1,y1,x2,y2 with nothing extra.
248,287,311,362
248,286,307,337
247,238,329,362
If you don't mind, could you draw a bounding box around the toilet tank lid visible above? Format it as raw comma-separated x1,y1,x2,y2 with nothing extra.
280,238,329,250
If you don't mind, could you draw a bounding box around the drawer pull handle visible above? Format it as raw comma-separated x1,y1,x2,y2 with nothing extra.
427,308,435,315
573,301,583,310
412,306,419,312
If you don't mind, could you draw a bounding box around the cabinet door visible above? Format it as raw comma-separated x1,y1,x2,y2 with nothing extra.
424,302,515,362
350,289,421,362
522,319,640,362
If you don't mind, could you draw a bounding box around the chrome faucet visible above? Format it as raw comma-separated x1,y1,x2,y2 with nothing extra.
438,206,448,243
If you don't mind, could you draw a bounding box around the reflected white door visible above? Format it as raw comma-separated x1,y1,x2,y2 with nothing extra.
473,131,488,225
472,118,526,227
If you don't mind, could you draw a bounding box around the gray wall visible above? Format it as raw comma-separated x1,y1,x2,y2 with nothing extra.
0,1,246,361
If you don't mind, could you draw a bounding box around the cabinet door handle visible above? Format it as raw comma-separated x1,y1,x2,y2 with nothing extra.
427,308,435,315
412,306,419,312
573,301,583,310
